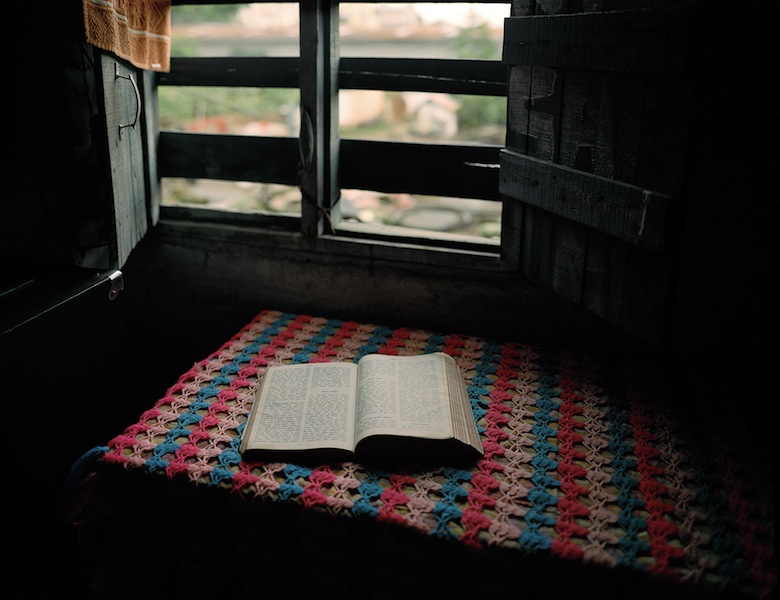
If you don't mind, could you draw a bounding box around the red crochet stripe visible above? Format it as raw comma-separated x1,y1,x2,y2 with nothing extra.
301,467,338,509
551,363,590,560
462,342,522,547
377,473,416,525
314,320,360,360
628,393,684,576
377,327,411,355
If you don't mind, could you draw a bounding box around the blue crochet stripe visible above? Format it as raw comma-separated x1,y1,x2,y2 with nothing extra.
431,467,472,539
422,332,447,354
518,353,560,552
142,312,298,477
220,316,346,488
468,341,500,435
278,464,313,500
354,325,396,361
351,471,387,517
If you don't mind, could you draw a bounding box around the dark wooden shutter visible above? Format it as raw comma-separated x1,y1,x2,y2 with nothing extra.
98,53,160,268
500,3,691,345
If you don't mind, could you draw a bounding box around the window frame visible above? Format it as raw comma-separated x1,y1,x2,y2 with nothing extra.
157,0,511,261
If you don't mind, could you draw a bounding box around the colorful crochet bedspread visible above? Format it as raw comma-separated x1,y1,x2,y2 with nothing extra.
88,309,775,598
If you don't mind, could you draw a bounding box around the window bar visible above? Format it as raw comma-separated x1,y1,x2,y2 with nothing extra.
299,0,340,236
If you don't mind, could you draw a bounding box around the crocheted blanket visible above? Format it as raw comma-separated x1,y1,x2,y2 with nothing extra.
77,309,775,599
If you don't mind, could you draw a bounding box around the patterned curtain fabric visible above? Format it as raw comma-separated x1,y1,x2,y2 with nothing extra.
82,0,171,72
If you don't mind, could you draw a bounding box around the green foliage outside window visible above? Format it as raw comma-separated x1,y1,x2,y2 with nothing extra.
171,5,242,25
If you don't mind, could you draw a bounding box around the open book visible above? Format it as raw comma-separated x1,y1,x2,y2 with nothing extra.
240,352,483,465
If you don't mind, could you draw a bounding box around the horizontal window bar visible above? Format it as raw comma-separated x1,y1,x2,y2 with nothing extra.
159,57,507,96
158,132,300,184
158,131,501,201
340,58,506,96
341,139,500,200
159,57,299,88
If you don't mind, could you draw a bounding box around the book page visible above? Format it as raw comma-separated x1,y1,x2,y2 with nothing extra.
354,353,452,443
242,362,357,452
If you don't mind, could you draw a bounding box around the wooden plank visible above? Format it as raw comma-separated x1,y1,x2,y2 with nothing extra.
558,70,647,182
521,204,553,285
501,65,535,269
527,65,562,161
160,57,507,97
158,132,299,184
520,62,561,286
503,8,689,74
579,197,671,346
582,228,633,329
582,229,609,318
157,133,501,201
340,140,501,201
159,57,299,88
100,54,149,268
550,217,587,304
502,61,562,279
499,149,669,253
499,199,523,269
339,58,507,96
559,69,602,174
505,66,533,154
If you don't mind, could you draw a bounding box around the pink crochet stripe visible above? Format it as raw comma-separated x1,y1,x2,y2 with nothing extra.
462,342,522,547
652,405,712,584
377,474,418,526
576,354,617,567
551,354,590,560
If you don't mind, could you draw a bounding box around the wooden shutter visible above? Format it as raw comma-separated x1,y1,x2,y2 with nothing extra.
98,53,160,268
500,3,691,345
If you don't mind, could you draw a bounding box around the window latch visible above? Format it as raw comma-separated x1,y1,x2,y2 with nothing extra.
108,270,124,301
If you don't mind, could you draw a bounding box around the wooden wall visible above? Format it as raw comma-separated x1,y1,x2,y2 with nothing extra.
499,0,776,382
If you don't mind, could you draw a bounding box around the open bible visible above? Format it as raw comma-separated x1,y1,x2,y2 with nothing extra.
240,352,483,465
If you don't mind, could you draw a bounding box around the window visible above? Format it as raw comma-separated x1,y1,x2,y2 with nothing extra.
144,2,690,345
157,1,509,250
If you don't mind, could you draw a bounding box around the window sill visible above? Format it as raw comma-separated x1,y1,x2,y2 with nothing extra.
158,205,509,273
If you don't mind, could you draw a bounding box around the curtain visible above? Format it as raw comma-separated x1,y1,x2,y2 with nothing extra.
82,0,171,72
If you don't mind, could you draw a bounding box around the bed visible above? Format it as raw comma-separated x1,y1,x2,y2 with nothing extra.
67,309,776,599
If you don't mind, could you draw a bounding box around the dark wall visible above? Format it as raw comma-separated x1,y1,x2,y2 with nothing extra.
2,4,111,269
666,1,777,390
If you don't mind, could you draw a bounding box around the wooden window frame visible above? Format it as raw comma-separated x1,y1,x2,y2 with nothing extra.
158,0,509,256
145,1,693,346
